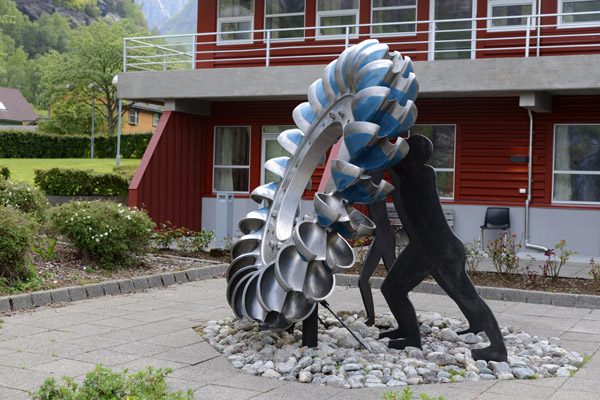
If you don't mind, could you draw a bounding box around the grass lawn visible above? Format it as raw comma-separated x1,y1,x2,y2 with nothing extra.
0,159,141,184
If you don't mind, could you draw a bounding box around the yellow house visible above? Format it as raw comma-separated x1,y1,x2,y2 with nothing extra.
123,102,163,133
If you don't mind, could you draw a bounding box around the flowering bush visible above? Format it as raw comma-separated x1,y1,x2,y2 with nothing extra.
49,201,155,268
0,179,49,222
0,205,39,281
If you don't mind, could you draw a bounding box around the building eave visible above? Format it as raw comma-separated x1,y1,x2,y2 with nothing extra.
118,54,600,103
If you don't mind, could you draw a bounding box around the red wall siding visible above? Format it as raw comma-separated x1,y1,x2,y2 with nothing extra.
129,111,207,230
196,1,600,69
416,96,600,207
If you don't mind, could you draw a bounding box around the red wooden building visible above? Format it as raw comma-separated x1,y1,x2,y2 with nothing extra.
118,0,600,256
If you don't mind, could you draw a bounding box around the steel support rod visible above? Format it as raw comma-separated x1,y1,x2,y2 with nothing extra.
320,301,372,353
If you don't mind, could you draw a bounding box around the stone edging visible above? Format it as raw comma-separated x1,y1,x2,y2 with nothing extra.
335,274,600,309
0,264,229,314
3,267,598,314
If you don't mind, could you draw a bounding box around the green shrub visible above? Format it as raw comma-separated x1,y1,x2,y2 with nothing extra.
0,179,49,222
0,206,39,282
0,165,9,179
112,164,138,183
31,365,193,400
34,168,130,196
0,130,152,159
49,201,155,268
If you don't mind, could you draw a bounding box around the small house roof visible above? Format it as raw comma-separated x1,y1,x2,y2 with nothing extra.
0,87,38,122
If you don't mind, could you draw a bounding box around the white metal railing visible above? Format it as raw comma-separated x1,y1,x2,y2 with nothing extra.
123,10,600,72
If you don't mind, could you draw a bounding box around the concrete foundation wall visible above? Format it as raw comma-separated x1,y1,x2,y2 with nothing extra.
201,196,600,257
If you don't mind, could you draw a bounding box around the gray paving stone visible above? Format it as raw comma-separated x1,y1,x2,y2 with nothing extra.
160,273,176,286
84,283,105,298
173,271,189,283
479,286,502,301
31,291,52,307
501,288,528,303
0,296,11,312
118,279,135,294
49,288,70,303
552,292,577,308
68,286,87,301
527,290,552,305
185,268,201,282
370,277,384,289
132,276,149,290
102,281,120,296
10,294,32,310
147,275,163,288
576,295,600,309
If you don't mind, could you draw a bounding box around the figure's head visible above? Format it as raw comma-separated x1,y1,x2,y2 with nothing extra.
405,134,433,165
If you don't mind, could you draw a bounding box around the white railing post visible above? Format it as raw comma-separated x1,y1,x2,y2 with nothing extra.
192,34,197,70
123,39,127,72
525,16,531,57
345,26,350,49
266,30,271,67
163,49,167,70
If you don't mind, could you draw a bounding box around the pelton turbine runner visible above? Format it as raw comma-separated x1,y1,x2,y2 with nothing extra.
226,39,418,329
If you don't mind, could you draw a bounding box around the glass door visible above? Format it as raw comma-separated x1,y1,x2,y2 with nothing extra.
430,0,475,60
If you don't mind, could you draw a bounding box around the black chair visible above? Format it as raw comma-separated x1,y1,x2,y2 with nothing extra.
479,207,510,246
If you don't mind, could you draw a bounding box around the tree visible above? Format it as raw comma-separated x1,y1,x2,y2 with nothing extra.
40,19,147,136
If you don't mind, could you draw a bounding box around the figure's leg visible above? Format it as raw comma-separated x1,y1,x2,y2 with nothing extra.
359,237,383,326
432,266,507,362
379,248,430,349
359,197,398,325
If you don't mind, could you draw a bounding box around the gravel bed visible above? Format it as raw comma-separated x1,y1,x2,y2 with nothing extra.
202,310,584,389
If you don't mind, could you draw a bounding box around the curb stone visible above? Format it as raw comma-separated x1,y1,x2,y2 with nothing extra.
335,274,600,309
0,264,228,314
3,265,599,314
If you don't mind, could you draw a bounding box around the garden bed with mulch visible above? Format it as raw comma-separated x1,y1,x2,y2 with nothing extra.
4,243,599,298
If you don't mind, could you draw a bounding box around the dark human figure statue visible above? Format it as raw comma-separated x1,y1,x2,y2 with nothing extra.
379,134,507,362
359,170,397,326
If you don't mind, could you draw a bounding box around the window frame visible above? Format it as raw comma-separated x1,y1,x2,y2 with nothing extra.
316,0,360,40
264,0,306,41
410,124,457,200
558,0,600,28
552,123,600,205
370,0,418,37
486,0,536,31
213,125,252,194
152,112,160,127
128,108,139,126
217,0,255,45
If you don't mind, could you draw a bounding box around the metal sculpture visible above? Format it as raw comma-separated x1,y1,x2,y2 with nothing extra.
225,39,507,362
381,134,507,362
226,39,417,330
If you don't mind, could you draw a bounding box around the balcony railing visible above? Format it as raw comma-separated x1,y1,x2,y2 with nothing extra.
123,11,600,72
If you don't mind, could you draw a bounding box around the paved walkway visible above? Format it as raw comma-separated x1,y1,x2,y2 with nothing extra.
0,276,599,400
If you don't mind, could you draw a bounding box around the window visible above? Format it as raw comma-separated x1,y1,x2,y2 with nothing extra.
152,112,160,127
560,0,600,26
411,125,456,199
218,0,254,43
487,0,535,30
128,108,139,125
317,0,359,38
261,126,294,184
214,126,251,192
553,124,600,203
265,0,305,39
371,0,417,36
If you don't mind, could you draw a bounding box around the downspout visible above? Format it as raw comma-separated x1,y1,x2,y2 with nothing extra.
525,109,548,252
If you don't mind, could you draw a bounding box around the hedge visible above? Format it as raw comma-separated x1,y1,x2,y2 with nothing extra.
0,130,152,159
0,165,9,179
34,168,130,196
